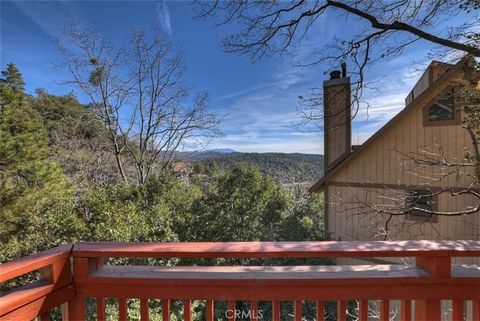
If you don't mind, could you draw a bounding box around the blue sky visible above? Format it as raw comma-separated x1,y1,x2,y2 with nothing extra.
0,1,465,153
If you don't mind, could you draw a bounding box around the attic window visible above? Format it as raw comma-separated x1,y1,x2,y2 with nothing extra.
428,94,454,121
406,190,434,219
424,90,460,126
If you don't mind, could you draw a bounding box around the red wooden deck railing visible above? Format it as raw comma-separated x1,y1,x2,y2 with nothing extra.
1,241,479,321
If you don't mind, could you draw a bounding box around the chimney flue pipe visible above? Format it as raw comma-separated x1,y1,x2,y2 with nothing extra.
341,63,347,78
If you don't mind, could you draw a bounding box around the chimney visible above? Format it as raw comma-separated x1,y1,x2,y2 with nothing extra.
323,64,351,171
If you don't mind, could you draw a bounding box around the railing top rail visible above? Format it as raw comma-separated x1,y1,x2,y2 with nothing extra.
72,240,480,258
0,244,73,283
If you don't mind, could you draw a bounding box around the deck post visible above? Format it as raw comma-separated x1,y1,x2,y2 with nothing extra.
66,295,86,321
67,257,93,321
414,256,449,321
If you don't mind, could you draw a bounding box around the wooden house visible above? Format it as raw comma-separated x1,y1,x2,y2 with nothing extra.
310,57,479,242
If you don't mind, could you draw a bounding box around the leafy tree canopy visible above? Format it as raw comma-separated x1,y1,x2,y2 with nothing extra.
0,68,84,261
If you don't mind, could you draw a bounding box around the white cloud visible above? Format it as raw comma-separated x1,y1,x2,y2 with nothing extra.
210,14,439,154
212,134,324,154
348,51,434,147
156,0,172,36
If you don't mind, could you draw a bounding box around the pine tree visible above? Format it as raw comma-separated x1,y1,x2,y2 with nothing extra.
0,66,83,261
1,63,25,94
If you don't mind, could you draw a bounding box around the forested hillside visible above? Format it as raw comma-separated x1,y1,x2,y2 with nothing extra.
0,62,327,265
193,152,324,185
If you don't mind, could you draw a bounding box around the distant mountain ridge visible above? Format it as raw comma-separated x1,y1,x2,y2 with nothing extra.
175,148,237,160
189,151,324,185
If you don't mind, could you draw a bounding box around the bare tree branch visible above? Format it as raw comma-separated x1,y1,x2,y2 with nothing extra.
58,23,221,184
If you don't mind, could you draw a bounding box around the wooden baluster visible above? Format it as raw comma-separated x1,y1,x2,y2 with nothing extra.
358,300,368,321
414,300,441,321
183,300,192,321
97,297,106,321
228,301,236,321
381,300,389,321
162,299,171,321
60,303,69,321
272,301,280,321
206,300,214,321
316,301,324,321
141,298,149,321
294,301,302,321
337,301,346,321
400,300,411,321
118,298,127,321
251,301,259,321
452,300,463,321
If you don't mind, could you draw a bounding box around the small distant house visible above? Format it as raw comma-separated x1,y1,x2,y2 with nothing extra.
172,161,192,181
310,57,479,242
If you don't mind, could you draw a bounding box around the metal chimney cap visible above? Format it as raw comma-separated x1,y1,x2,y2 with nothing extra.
330,70,341,79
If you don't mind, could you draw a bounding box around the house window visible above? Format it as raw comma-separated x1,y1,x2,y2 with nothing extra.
406,190,433,218
427,94,454,121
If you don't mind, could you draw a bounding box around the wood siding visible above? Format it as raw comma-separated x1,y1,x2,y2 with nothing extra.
325,69,479,243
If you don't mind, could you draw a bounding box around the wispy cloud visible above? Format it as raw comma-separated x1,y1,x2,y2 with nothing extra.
349,50,432,146
156,0,172,36
211,40,432,154
208,18,339,153
3,1,436,154
210,63,321,152
10,1,86,39
206,9,439,154
213,132,324,154
10,2,60,39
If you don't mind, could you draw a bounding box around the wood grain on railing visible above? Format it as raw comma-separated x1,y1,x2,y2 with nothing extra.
0,244,74,321
68,241,479,321
72,240,480,258
0,244,72,283
1,241,479,321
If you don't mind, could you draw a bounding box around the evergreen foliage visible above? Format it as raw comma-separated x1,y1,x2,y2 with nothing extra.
0,65,327,303
193,152,324,184
183,164,326,242
0,67,84,262
1,62,25,94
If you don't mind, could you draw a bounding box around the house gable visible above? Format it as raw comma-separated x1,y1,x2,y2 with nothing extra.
310,57,472,193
